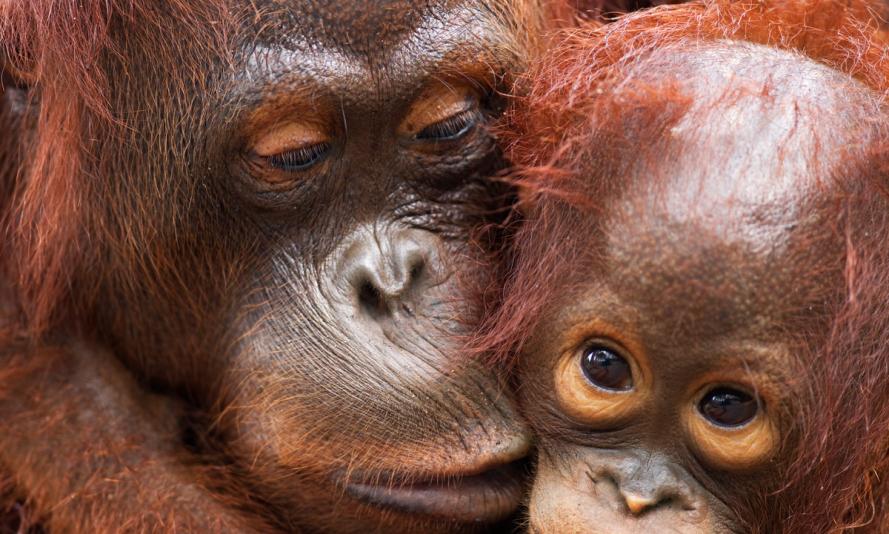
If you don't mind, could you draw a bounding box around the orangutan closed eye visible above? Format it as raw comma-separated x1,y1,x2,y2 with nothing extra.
0,1,565,532
476,1,889,533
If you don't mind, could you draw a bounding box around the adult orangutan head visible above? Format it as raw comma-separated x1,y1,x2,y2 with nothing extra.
0,1,557,531
478,1,889,532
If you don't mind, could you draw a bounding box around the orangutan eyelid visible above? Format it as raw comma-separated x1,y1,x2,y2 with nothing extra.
251,121,331,159
400,82,481,138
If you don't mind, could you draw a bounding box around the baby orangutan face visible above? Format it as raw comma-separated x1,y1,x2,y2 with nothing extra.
515,42,880,534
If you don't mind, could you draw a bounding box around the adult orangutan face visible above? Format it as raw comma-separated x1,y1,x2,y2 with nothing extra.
80,1,536,532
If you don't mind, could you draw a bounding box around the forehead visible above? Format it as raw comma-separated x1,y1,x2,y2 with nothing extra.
582,44,873,338
237,0,509,100
634,44,851,223
245,0,499,61
277,0,452,50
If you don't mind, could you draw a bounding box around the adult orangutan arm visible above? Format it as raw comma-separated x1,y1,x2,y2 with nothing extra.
0,338,279,533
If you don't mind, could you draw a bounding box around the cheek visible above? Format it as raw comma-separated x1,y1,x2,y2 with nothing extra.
218,278,525,470
220,331,413,467
216,349,319,469
528,454,597,534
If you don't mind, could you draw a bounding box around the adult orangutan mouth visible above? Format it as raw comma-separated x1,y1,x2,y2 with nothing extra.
342,459,527,522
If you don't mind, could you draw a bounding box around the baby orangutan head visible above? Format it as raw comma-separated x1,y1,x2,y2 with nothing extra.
480,2,889,532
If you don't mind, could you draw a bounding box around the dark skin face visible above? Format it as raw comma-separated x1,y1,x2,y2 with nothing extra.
517,43,869,533
57,1,531,532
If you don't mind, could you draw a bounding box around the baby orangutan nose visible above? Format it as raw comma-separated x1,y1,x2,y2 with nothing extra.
337,225,443,320
591,452,696,516
530,449,724,534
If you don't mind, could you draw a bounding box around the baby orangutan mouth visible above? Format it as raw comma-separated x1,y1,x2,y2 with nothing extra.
343,459,527,522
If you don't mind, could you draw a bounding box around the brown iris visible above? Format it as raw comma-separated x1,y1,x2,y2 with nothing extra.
699,387,758,427
580,346,633,391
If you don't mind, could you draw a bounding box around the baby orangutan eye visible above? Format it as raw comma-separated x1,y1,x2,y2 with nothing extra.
699,387,758,427
580,345,633,391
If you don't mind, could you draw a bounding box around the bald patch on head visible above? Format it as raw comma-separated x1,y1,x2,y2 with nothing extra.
597,42,881,337
614,41,876,227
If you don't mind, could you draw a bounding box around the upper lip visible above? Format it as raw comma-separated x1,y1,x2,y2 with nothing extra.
341,458,529,523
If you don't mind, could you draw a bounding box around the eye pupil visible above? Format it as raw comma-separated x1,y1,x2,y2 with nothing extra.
699,387,758,427
580,346,633,391
267,142,330,171
415,109,478,141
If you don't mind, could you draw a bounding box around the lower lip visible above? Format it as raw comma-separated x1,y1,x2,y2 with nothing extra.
343,461,527,523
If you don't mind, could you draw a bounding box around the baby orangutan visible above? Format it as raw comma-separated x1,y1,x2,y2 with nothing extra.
478,1,889,532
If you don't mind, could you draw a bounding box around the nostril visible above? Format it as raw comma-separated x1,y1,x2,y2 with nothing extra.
337,226,443,321
356,253,428,319
358,279,387,318
587,469,618,489
407,258,426,291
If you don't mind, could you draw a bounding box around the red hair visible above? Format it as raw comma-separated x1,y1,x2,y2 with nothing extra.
0,2,244,338
475,1,889,531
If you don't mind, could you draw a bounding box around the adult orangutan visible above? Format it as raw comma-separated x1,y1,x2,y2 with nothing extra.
0,1,562,532
476,0,889,532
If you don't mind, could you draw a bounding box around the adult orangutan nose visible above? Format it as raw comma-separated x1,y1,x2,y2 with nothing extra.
337,225,443,320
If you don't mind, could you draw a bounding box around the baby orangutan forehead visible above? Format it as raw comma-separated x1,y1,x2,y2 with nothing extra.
596,43,878,338
619,42,872,225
